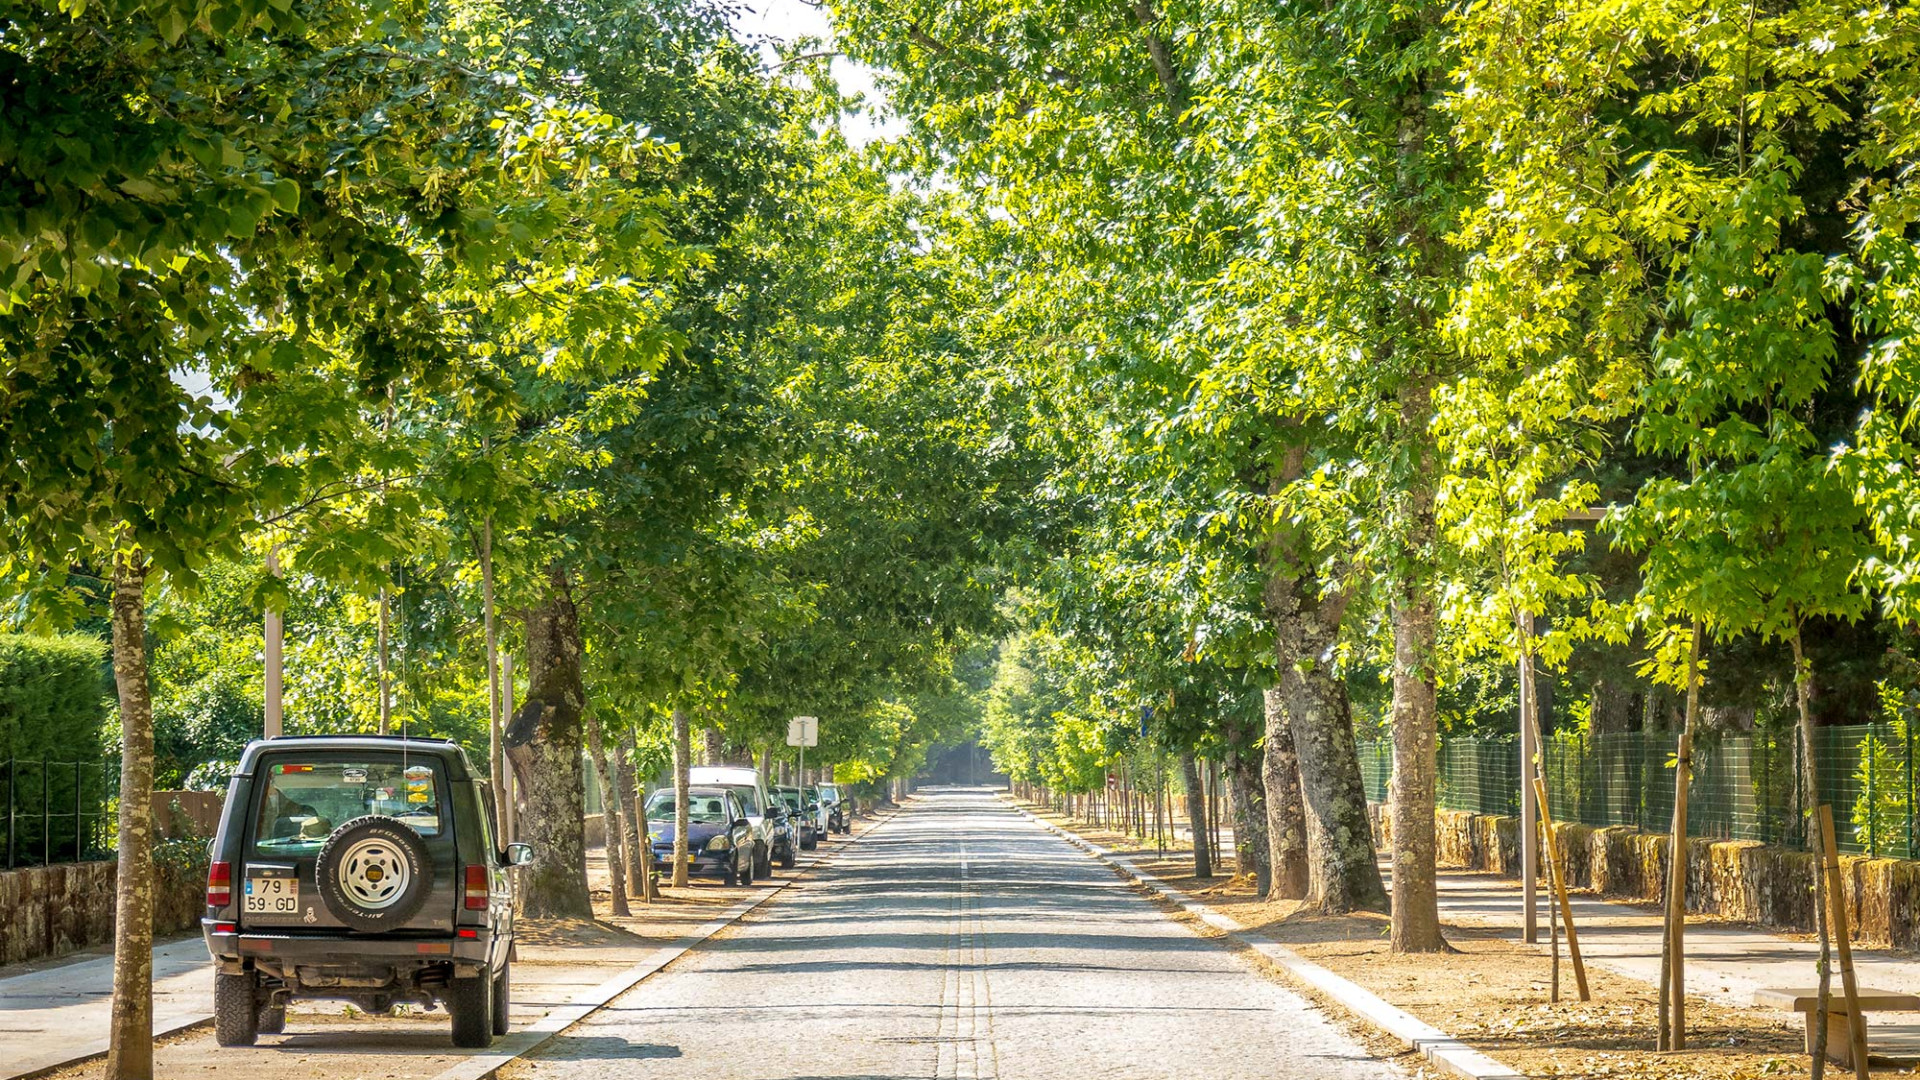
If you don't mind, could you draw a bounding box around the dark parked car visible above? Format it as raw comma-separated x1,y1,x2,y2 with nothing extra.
644,787,756,885
202,735,531,1049
818,782,849,834
766,797,800,870
775,786,820,851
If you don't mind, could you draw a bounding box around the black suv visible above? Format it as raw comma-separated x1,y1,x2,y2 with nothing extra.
201,736,530,1049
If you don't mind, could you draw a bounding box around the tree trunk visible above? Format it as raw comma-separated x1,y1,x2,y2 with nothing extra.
703,726,723,767
502,566,592,918
615,726,645,897
1590,675,1632,735
1283,658,1387,913
1263,429,1385,914
586,717,630,917
1663,624,1700,1048
377,584,392,735
481,511,506,841
1389,583,1445,951
1795,628,1832,1080
1182,754,1212,878
1222,719,1271,892
501,652,517,842
106,553,155,1080
671,708,691,889
1261,687,1309,899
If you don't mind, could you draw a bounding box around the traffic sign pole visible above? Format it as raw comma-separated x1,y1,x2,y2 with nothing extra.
788,716,819,820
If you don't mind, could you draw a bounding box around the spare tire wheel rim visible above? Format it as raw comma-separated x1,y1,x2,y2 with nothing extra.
338,837,411,909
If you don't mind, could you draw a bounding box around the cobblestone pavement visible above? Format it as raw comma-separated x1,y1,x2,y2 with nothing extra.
510,787,1400,1080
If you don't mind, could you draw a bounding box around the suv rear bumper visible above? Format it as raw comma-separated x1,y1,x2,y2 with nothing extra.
204,921,492,975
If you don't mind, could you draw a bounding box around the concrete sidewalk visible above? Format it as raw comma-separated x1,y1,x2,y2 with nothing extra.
0,937,213,1079
1435,866,1920,1051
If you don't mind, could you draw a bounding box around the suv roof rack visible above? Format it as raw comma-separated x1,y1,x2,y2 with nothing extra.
265,734,459,745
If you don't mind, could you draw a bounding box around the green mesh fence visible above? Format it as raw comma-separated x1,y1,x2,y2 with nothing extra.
1357,723,1920,857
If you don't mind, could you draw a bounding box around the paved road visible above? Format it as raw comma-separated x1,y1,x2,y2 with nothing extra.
511,788,1398,1080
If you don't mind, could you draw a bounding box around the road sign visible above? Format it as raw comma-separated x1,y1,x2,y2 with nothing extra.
787,715,818,747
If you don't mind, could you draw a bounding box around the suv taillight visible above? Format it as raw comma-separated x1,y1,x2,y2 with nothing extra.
464,864,489,910
207,861,232,908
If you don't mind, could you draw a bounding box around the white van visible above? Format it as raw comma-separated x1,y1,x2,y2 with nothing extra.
688,766,775,876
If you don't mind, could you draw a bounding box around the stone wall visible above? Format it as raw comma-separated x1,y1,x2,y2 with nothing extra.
0,845,210,966
1378,805,1920,950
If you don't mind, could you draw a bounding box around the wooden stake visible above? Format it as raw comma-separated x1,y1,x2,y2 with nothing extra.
1534,776,1591,1001
1818,805,1869,1078
1541,801,1559,1001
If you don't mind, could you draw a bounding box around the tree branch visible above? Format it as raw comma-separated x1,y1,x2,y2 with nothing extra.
1128,0,1187,118
256,472,427,527
766,49,842,71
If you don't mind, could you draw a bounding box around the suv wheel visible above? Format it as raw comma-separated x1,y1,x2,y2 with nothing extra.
491,962,511,1037
754,842,771,878
214,971,259,1047
779,838,797,870
258,998,287,1035
314,816,432,932
738,849,753,886
446,973,494,1049
721,852,738,886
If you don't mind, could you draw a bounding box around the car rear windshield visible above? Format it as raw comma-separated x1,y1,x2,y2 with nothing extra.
646,793,731,824
253,759,445,855
718,784,762,815
776,790,804,809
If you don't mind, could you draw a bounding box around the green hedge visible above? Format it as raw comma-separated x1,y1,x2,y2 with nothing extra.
0,633,111,762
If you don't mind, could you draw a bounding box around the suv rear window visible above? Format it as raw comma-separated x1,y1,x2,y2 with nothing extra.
253,759,445,855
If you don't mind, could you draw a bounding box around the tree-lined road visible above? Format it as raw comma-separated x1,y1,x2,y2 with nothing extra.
511,788,1397,1080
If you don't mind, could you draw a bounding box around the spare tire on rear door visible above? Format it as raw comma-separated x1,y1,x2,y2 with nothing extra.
314,816,432,932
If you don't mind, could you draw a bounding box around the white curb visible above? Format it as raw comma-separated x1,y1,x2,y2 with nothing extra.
1008,801,1524,1080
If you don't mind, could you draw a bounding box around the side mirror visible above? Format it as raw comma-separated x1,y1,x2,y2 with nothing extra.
506,842,535,867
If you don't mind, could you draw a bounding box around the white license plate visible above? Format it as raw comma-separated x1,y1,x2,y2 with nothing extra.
245,876,299,914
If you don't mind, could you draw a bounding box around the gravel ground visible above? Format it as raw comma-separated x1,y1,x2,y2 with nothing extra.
508,787,1401,1080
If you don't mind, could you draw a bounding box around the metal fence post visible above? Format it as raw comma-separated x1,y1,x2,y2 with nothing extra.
73,760,82,862
1907,712,1916,860
3,757,11,870
1869,730,1880,856
41,759,49,866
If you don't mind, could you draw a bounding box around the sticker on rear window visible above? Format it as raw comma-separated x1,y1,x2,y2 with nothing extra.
342,767,368,784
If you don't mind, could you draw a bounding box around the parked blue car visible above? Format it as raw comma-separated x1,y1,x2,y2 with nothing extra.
645,787,756,885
